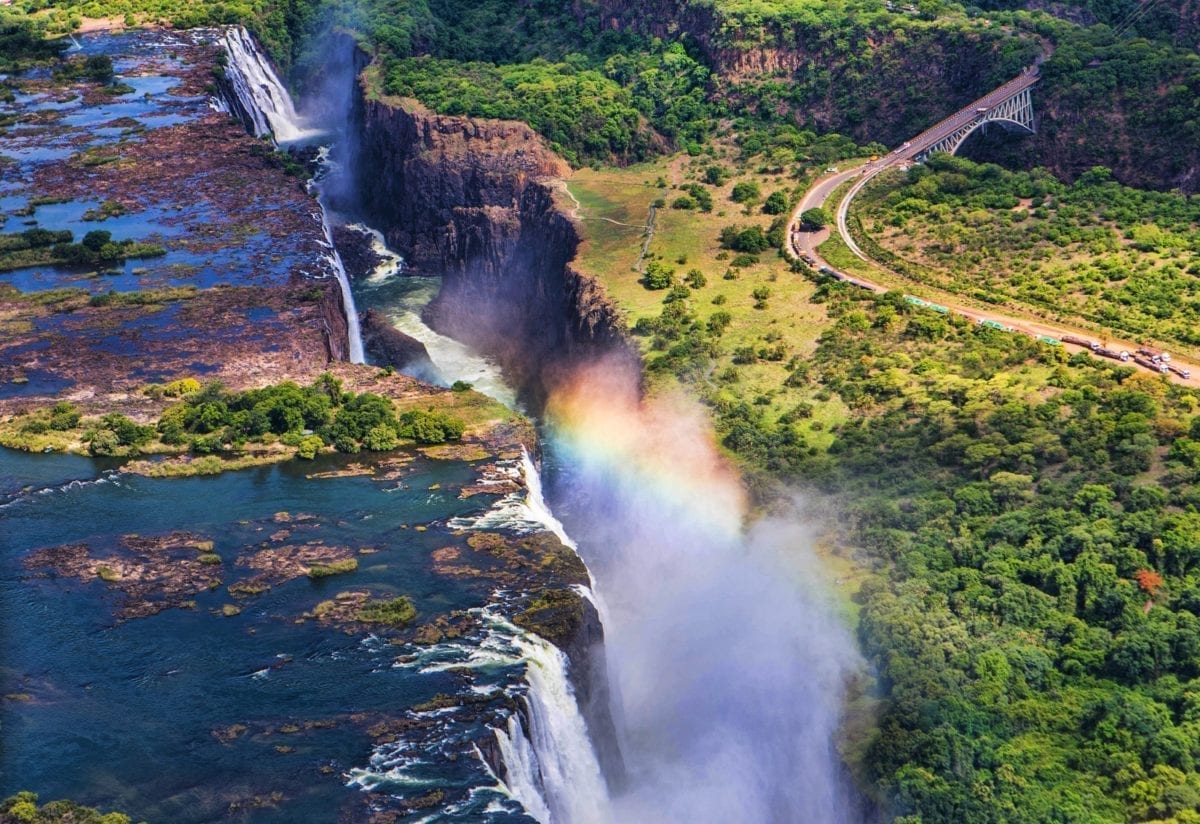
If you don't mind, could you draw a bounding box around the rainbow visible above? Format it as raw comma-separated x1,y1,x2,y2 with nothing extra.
545,360,748,540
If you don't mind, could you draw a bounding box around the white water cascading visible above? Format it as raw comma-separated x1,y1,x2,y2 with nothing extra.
219,27,315,144
492,630,609,824
219,30,612,816
217,26,364,364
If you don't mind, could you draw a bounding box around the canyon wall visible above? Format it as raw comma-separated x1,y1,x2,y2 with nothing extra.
355,90,639,409
316,279,351,363
587,0,1200,192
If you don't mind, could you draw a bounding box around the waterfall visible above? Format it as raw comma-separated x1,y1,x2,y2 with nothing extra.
492,627,609,824
520,449,576,549
218,26,364,364
219,27,315,144
347,222,404,283
314,201,366,364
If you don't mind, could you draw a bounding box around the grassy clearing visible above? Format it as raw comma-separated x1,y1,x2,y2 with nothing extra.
569,150,839,436
393,386,520,437
857,156,1200,356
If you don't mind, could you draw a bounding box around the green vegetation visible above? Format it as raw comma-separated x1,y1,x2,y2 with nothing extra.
0,228,166,273
631,246,1200,819
307,558,358,578
571,133,1200,820
857,154,1200,352
0,791,133,824
53,53,114,83
801,207,831,229
354,595,416,626
88,286,196,308
81,200,128,222
0,375,467,460
0,10,64,68
396,409,464,445
780,289,1200,822
381,41,713,165
5,1,1200,820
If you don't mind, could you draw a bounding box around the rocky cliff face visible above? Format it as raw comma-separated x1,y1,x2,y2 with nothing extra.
316,279,350,363
355,92,639,409
360,307,435,377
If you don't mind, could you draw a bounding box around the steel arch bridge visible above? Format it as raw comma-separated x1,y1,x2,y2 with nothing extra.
913,86,1037,160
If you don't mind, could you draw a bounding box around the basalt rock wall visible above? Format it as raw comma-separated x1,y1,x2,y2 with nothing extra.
354,92,639,410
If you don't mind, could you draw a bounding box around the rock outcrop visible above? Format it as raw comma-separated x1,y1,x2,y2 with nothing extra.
360,308,435,377
355,93,639,409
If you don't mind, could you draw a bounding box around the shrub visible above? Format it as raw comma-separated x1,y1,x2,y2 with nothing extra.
731,181,760,203
762,191,790,214
100,413,153,446
704,165,729,185
190,434,224,455
664,284,692,303
800,207,830,229
708,311,733,335
719,225,770,253
87,429,121,457
308,558,359,578
684,269,707,288
686,184,713,212
48,402,80,431
356,596,417,626
671,196,696,210
643,260,674,289
397,410,465,444
84,55,114,83
362,424,400,451
296,435,324,460
334,433,361,454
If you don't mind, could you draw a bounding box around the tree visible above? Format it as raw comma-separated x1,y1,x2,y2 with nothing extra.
731,181,760,203
84,55,114,83
1135,569,1164,595
801,207,831,229
296,434,324,460
81,230,112,252
643,260,674,289
704,165,729,185
763,190,789,215
362,424,399,451
397,410,465,444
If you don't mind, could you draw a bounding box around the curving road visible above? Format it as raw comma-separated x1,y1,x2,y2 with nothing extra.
783,93,1200,386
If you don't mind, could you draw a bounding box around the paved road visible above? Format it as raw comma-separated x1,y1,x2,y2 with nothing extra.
784,140,1200,387
788,167,863,273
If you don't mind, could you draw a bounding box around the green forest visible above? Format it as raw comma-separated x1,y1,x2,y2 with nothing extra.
630,260,1200,820
7,0,1200,182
